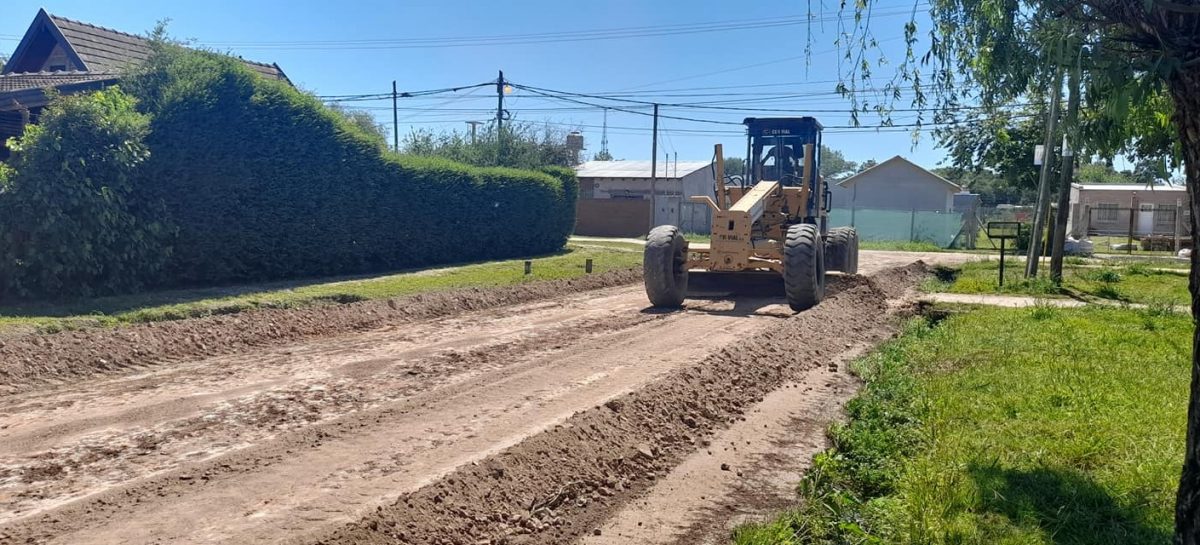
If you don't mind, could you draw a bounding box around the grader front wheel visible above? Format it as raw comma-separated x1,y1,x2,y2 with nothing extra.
784,224,826,312
644,225,689,308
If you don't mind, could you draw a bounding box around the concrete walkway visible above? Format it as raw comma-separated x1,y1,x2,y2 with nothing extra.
921,292,1186,312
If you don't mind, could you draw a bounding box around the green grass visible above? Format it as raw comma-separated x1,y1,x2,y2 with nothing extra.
734,305,1190,545
0,242,644,333
1088,235,1181,256
860,240,948,252
923,259,1189,305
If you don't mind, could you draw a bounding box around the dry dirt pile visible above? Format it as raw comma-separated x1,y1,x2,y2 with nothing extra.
0,269,641,394
305,263,926,545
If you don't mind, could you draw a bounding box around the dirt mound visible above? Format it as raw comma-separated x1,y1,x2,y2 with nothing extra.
0,270,641,394
304,265,921,545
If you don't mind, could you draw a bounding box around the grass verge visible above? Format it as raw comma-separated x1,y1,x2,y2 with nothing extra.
923,259,1189,305
860,240,949,252
0,242,644,333
734,305,1189,545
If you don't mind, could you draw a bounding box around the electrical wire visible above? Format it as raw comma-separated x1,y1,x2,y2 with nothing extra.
195,9,921,51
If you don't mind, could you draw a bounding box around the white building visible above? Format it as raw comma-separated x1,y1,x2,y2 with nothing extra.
574,160,716,236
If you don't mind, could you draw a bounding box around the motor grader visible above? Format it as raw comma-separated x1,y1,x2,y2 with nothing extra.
643,117,858,312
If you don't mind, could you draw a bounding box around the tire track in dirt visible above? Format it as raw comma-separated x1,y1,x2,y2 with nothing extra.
299,263,927,545
0,287,668,524
0,269,641,395
0,261,928,545
0,285,805,544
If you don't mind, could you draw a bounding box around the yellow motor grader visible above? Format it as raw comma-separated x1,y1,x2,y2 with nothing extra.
643,117,858,312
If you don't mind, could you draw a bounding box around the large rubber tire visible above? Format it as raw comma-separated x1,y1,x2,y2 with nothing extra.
825,227,860,275
644,225,689,308
784,223,826,312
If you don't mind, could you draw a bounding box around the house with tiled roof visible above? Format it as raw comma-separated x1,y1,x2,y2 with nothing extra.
0,9,289,161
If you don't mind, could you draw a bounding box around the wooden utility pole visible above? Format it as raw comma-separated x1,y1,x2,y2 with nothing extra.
1050,53,1082,283
649,103,659,230
391,80,399,152
1027,64,1065,277
495,71,505,132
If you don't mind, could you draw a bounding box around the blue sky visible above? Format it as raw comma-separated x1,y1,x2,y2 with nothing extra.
3,0,952,168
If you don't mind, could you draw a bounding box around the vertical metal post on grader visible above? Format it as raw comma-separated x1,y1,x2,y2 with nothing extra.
643,117,860,312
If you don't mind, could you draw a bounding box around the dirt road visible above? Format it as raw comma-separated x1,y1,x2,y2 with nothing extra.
0,252,965,545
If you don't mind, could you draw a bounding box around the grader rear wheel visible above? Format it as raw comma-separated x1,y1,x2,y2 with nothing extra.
783,223,825,312
644,225,689,308
825,226,860,275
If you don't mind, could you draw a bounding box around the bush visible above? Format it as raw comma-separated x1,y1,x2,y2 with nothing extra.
0,88,172,298
126,46,577,286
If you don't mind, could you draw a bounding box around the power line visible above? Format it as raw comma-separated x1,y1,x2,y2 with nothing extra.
195,9,921,51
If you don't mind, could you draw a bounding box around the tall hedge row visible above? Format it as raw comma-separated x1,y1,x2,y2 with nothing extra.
0,46,578,297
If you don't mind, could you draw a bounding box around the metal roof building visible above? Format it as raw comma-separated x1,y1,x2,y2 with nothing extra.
574,160,717,237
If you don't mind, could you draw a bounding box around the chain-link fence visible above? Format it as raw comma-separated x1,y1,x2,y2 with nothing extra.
829,207,966,247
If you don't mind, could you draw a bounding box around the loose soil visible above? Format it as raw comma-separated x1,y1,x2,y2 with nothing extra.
0,252,944,545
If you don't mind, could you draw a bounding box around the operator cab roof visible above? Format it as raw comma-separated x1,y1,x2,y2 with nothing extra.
742,117,823,136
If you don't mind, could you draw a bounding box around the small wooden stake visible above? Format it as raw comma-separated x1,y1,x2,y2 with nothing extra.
585,259,593,273
524,261,532,275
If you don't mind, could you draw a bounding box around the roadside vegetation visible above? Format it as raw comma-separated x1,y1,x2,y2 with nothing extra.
0,242,641,334
924,259,1189,305
0,43,578,300
735,304,1189,544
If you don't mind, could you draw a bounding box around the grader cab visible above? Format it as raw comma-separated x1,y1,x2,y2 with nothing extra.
643,117,859,312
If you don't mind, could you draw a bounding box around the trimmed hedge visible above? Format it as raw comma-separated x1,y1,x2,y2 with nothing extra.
0,46,578,298
124,46,577,286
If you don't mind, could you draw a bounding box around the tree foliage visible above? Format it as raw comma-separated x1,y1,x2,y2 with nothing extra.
326,103,389,150
402,121,582,170
838,0,1200,541
0,88,171,298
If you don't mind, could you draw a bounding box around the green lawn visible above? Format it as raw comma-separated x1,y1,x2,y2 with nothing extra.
735,305,1190,545
0,242,643,333
924,259,1190,305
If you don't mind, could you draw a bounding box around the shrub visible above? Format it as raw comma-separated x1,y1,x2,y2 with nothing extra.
126,46,576,286
0,88,172,298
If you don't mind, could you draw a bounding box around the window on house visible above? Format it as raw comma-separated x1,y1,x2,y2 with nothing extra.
1095,203,1119,222
1156,204,1176,228
48,64,67,72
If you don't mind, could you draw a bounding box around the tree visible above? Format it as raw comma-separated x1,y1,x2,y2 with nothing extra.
592,149,614,161
821,146,859,180
0,88,171,298
327,104,388,150
840,1,1200,540
723,156,746,177
402,121,581,169
856,159,879,173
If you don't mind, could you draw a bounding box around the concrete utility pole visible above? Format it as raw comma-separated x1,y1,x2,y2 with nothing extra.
1050,51,1082,283
1027,65,1065,278
649,103,659,230
391,80,399,152
466,121,483,144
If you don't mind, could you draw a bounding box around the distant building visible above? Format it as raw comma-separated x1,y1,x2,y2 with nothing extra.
1068,183,1190,237
574,160,715,237
829,155,962,212
0,8,289,161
